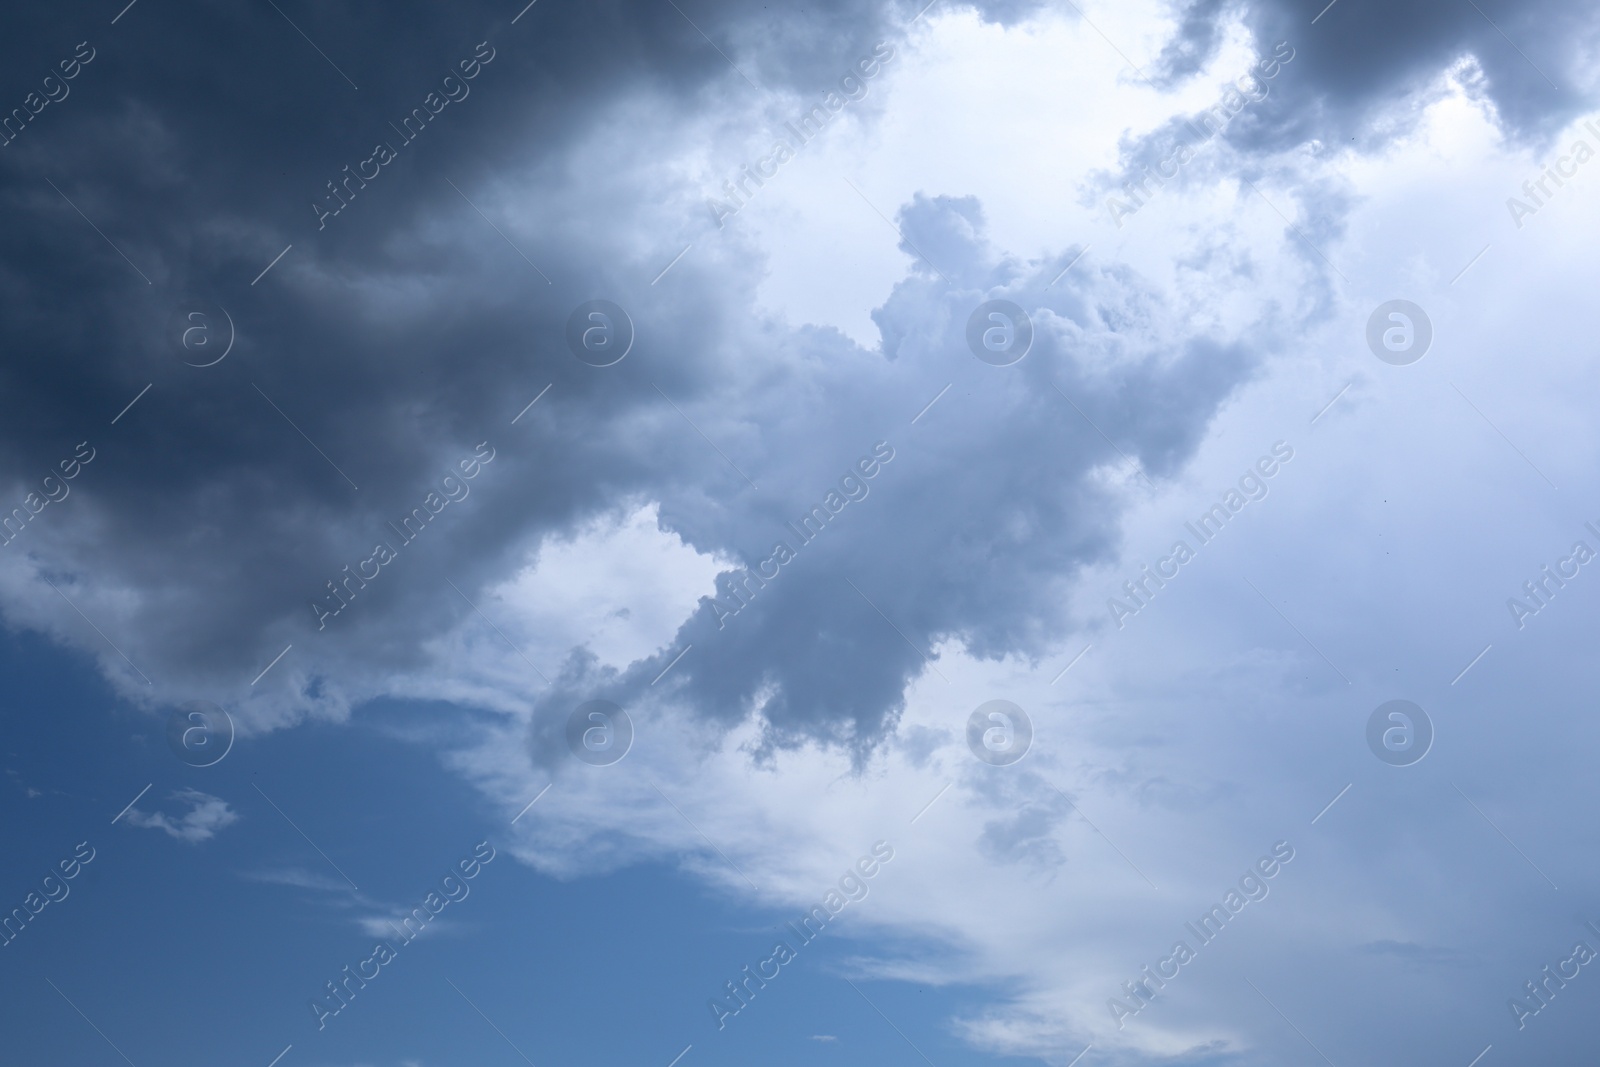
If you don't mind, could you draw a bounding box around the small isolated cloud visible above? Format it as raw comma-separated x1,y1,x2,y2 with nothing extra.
123,788,238,844
809,1035,838,1043
356,914,428,941
355,910,474,941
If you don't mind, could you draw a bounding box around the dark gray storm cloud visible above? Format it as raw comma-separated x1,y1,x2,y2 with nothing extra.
1151,0,1597,152
0,0,955,700
1095,0,1599,267
1246,0,1595,144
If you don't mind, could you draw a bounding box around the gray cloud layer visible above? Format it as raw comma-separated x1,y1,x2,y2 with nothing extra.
0,0,1592,759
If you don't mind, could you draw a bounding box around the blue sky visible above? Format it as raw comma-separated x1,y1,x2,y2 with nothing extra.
5,0,1600,1065
2,634,1017,1067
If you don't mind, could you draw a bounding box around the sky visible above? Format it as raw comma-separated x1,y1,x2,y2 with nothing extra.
2,0,1600,1064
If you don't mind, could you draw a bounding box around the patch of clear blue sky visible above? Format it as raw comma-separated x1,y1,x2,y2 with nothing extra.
0,631,1019,1067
